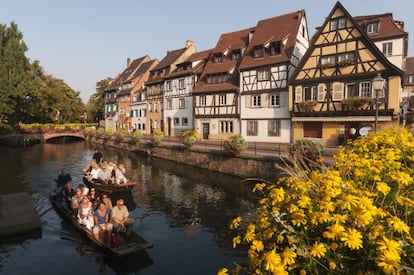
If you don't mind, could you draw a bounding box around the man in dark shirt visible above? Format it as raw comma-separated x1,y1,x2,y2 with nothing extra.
56,168,72,193
92,148,103,164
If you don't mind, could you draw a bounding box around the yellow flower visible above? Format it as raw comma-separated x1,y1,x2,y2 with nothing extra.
230,216,242,229
253,183,266,193
368,225,385,240
244,231,255,243
342,194,358,210
291,209,307,227
387,216,410,234
251,240,264,252
264,249,282,272
232,235,241,248
377,250,401,274
269,187,285,203
341,228,363,250
217,268,228,275
282,247,297,266
309,242,327,258
329,261,337,270
277,234,284,244
300,269,307,275
377,236,401,254
375,181,391,195
297,195,311,208
323,223,345,240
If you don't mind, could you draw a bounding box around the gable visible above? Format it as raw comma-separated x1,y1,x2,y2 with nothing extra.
291,2,403,83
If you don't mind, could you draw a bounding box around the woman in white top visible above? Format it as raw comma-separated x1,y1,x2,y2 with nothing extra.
77,196,94,230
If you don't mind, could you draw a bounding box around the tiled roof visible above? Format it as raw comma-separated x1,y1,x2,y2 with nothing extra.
151,47,188,72
131,59,158,79
118,87,133,97
355,13,407,40
193,28,253,93
166,49,212,79
239,10,305,70
405,57,414,74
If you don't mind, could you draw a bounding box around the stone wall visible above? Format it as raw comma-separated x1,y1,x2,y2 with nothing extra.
91,137,283,181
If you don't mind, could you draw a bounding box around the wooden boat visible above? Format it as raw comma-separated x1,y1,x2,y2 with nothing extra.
83,176,136,194
49,191,153,257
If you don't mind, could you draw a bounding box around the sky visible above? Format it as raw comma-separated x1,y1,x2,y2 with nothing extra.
1,0,414,103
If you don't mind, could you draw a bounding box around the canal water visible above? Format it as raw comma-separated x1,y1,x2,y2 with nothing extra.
0,141,256,275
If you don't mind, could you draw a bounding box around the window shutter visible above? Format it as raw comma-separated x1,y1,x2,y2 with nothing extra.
245,95,250,107
317,84,326,102
332,82,344,101
295,86,302,103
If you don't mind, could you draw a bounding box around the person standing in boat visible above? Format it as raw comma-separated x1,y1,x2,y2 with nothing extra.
93,202,113,240
62,182,75,213
111,198,134,236
77,196,94,230
56,168,72,194
92,148,103,164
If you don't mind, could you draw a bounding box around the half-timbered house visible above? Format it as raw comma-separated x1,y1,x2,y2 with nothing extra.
193,28,254,139
239,10,309,143
290,2,404,146
130,59,159,132
145,40,196,134
163,49,211,137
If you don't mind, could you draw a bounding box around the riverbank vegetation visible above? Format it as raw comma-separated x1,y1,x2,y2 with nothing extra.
221,127,414,274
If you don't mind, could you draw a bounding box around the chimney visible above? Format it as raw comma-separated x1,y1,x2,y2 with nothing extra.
185,40,194,48
127,57,131,67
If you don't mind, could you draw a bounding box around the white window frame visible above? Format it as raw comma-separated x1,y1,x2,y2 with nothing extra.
247,121,258,136
182,117,188,126
268,120,281,137
367,22,378,34
270,94,280,107
220,121,233,133
179,78,185,89
200,96,207,106
382,42,393,56
219,94,227,105
360,81,372,98
179,98,185,109
252,95,261,107
257,70,270,81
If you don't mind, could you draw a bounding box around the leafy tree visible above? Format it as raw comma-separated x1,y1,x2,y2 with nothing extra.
86,78,111,123
0,22,34,124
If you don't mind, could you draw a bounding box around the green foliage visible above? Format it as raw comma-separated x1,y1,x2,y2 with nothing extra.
181,130,197,149
130,130,142,144
223,134,247,156
291,139,325,163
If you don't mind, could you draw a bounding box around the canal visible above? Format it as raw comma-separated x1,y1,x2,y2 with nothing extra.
0,141,256,275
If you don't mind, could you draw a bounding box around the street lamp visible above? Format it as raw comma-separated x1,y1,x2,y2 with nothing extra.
372,74,385,132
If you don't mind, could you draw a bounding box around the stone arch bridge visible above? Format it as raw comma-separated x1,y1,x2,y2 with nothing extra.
0,130,85,145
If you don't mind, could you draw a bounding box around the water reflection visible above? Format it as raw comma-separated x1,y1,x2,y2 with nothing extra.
0,142,256,274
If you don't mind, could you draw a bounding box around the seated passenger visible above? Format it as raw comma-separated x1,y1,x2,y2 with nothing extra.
97,162,112,184
78,183,89,196
93,202,113,240
87,187,98,209
98,193,113,210
62,181,75,213
71,188,83,216
77,196,94,230
111,198,134,236
85,162,100,183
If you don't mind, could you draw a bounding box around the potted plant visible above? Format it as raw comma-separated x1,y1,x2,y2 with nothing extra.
297,101,317,112
151,129,164,146
181,130,198,150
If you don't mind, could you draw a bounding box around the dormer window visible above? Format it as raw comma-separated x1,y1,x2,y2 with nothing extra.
253,46,264,58
213,53,223,63
269,41,281,56
366,22,378,34
231,49,242,60
330,17,347,31
407,75,414,84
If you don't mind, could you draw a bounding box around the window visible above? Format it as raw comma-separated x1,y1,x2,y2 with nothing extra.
200,96,207,106
232,50,241,60
182,117,188,126
270,94,280,107
179,79,185,89
253,46,264,58
247,121,258,136
174,118,180,125
179,98,185,109
269,41,281,55
345,83,357,98
367,22,378,34
268,120,281,136
252,95,261,107
408,75,414,84
321,55,336,66
206,74,229,84
257,70,270,81
167,81,172,90
360,81,372,98
219,94,227,105
220,121,233,133
330,17,347,31
213,53,223,63
166,99,172,110
382,42,393,56
338,52,356,65
304,86,318,101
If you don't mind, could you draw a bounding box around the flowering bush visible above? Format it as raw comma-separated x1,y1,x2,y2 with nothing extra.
222,127,414,274
181,130,197,150
151,129,164,146
115,129,127,142
223,134,247,156
129,130,142,145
